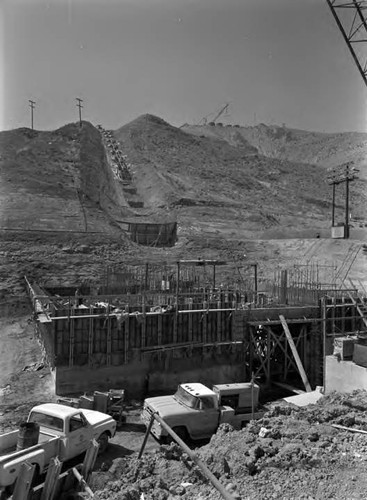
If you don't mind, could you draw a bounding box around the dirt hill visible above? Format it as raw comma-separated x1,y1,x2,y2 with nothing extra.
182,123,367,174
0,115,366,296
0,122,132,235
114,114,349,234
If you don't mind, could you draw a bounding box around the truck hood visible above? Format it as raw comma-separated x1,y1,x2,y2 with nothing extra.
82,409,114,426
145,395,195,418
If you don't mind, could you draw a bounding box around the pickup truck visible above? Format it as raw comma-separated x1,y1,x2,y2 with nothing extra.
0,403,116,493
141,382,265,442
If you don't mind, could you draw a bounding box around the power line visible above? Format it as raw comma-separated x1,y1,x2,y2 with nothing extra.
28,100,35,130
76,98,83,127
327,162,359,238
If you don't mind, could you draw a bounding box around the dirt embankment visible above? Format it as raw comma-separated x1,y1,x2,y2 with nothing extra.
91,392,367,500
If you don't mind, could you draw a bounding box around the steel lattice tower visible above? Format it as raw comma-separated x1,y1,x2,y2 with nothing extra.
325,0,367,86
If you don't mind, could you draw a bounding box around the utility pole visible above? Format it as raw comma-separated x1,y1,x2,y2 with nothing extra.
76,98,83,127
327,162,358,239
28,100,35,130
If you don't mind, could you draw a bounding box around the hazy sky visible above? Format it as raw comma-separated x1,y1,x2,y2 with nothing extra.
1,0,367,133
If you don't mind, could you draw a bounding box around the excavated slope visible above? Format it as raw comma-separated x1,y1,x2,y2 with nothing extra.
0,122,131,234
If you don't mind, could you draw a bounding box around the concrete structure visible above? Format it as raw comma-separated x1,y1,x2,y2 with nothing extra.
325,355,367,393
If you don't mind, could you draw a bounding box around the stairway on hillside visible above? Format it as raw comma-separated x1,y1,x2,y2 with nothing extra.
96,125,144,208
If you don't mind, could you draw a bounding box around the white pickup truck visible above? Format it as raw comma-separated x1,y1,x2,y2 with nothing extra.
0,403,116,493
142,382,265,442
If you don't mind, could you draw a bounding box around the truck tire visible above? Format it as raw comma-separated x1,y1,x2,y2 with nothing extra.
172,426,189,443
97,432,109,454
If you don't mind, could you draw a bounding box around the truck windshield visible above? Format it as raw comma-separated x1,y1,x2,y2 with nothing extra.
173,386,198,409
29,411,64,432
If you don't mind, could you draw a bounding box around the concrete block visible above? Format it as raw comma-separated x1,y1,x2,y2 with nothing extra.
325,355,367,394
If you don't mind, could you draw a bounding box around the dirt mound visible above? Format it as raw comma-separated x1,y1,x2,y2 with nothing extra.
91,391,367,500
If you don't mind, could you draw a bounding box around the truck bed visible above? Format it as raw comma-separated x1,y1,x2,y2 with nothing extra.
0,430,56,459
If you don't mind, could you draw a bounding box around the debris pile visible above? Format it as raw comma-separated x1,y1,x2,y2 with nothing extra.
92,391,367,500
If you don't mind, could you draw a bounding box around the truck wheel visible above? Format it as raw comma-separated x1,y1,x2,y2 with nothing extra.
97,432,109,454
172,426,189,443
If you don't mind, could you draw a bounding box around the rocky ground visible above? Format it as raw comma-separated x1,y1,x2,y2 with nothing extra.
90,392,367,500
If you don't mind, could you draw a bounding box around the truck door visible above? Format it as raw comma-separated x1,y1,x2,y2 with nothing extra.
192,396,219,439
64,413,93,460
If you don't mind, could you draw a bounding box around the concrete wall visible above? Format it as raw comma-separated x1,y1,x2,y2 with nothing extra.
325,355,367,394
55,348,245,397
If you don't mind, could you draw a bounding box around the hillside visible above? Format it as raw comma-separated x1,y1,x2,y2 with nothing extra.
0,122,132,235
0,114,366,296
182,123,367,173
113,114,341,234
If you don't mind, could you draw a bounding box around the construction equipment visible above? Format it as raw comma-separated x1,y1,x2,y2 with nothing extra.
197,103,230,126
325,0,367,87
57,389,126,426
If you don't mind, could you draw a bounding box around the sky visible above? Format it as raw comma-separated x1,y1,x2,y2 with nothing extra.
1,0,367,133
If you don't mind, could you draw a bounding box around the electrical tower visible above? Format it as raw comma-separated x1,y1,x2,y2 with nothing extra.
325,0,367,87
327,162,359,238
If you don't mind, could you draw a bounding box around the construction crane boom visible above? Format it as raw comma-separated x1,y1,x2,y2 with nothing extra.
325,0,367,87
197,103,230,126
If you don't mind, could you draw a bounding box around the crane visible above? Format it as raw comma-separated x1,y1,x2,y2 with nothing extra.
325,0,367,87
197,103,230,126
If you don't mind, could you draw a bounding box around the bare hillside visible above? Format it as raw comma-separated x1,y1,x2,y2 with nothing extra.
0,122,132,235
182,123,367,173
114,115,337,233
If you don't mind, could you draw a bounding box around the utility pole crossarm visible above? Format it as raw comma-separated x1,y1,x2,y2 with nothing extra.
28,100,36,130
76,97,83,127
325,0,367,87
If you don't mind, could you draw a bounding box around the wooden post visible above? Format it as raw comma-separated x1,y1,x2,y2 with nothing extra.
217,299,222,342
12,462,35,500
81,439,99,482
279,315,312,392
322,297,327,391
72,468,94,497
175,261,180,342
280,270,288,304
88,317,94,367
138,413,155,459
124,304,129,364
266,326,271,386
188,298,193,342
157,312,163,346
41,457,62,500
69,316,74,367
106,306,111,365
141,297,146,348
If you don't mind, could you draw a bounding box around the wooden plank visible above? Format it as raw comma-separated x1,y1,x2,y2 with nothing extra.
332,423,367,435
88,317,94,367
188,299,193,342
279,315,312,392
81,440,99,482
12,462,35,500
69,317,74,367
41,457,62,500
72,468,94,497
106,308,111,366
